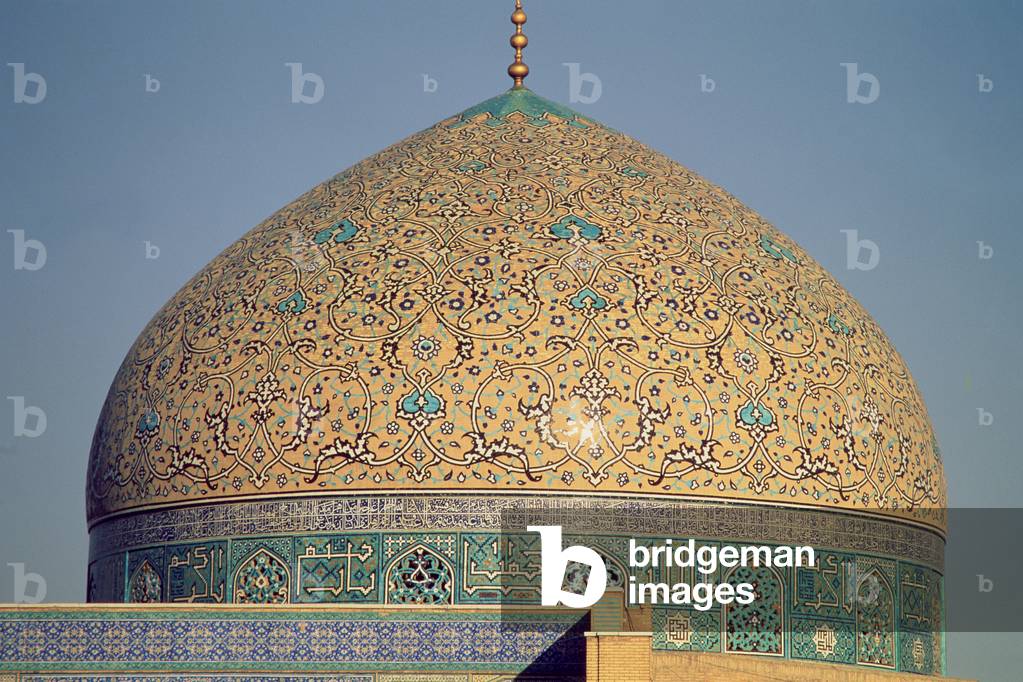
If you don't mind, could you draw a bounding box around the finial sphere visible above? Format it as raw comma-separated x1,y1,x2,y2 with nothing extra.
508,0,529,88
508,63,529,79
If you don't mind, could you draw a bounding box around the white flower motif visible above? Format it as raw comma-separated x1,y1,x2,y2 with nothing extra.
411,335,440,361
733,348,758,374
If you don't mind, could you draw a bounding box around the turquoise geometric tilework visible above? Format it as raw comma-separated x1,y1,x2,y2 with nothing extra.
166,541,227,603
458,532,541,604
791,616,856,664
230,536,295,568
229,537,295,604
651,607,721,653
382,534,457,563
125,547,164,603
295,534,380,603
791,550,855,620
448,88,593,129
900,564,942,634
723,565,785,656
900,630,938,675
856,557,897,668
80,528,944,676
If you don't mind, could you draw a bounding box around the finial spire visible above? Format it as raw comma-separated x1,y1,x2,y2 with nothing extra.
507,0,529,88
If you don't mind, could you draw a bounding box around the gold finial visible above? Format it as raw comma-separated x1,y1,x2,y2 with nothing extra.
507,0,529,88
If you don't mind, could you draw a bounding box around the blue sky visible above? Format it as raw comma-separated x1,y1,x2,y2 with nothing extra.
1,1,1021,677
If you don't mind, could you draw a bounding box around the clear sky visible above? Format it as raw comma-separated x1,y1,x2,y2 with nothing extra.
1,1,1021,678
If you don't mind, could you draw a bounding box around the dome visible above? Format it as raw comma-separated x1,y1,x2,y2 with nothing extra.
78,7,951,674
82,69,949,673
87,88,945,530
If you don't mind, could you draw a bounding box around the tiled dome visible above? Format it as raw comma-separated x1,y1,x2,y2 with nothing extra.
87,88,945,530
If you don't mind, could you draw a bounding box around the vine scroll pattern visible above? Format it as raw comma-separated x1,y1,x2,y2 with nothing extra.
87,90,945,527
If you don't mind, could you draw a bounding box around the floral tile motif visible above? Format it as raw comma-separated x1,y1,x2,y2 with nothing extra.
85,88,945,530
0,609,587,676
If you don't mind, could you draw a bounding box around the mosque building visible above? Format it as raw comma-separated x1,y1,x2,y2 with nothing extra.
0,3,957,680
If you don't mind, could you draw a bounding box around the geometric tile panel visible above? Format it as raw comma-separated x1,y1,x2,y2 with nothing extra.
19,678,375,682
899,630,937,675
791,616,856,664
11,676,525,681
19,678,372,681
723,566,785,656
651,607,721,652
125,547,164,603
0,608,587,677
14,677,552,682
81,530,943,675
790,550,855,620
296,534,380,603
458,532,542,604
166,541,227,603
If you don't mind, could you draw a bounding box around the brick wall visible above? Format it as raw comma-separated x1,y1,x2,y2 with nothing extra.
584,633,975,682
650,649,973,682
585,633,652,682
